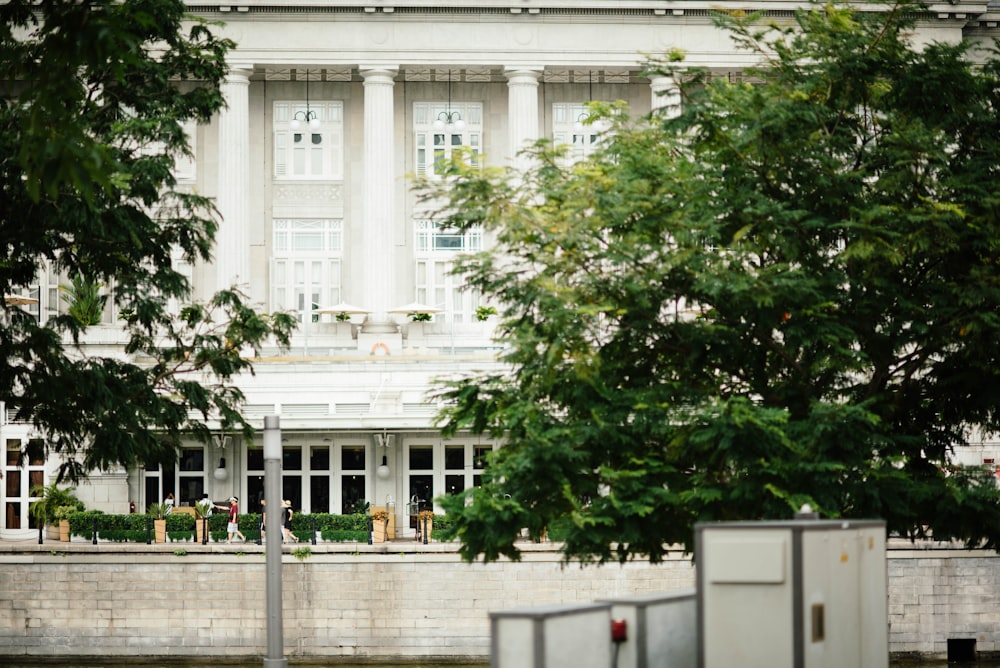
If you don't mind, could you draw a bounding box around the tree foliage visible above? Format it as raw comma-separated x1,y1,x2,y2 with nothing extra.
0,0,295,481
420,1,1000,563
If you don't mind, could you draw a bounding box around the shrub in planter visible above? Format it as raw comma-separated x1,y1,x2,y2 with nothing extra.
29,484,85,535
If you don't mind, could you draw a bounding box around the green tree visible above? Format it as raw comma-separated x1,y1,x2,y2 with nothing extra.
421,1,1000,564
0,0,295,481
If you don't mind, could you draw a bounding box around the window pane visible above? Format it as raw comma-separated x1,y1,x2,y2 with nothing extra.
180,449,204,472
6,440,20,466
341,446,365,471
474,445,492,469
6,470,20,496
310,446,330,471
409,474,433,505
311,476,330,513
282,476,301,510
444,445,464,470
29,470,43,489
145,477,160,506
283,447,302,471
445,474,464,496
409,446,433,470
27,439,43,465
247,448,264,471
178,476,204,505
6,502,21,530
311,146,323,173
341,475,365,513
249,477,265,512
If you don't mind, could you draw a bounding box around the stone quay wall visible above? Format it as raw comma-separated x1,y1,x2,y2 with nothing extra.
0,540,996,662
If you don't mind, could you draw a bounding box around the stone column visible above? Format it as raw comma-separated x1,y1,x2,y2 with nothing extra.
650,74,681,119
216,66,252,290
360,67,399,332
505,68,542,172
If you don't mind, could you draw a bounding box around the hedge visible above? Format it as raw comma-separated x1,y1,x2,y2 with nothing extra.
61,511,380,543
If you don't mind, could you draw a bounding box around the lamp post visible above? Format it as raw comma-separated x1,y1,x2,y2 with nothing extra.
263,415,287,668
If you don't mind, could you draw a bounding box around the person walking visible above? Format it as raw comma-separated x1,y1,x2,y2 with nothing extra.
225,495,246,543
258,498,266,544
282,500,297,543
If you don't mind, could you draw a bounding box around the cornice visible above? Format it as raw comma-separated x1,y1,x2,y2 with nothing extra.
187,0,988,18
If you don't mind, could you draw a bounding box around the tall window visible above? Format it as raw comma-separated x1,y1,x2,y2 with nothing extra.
3,437,44,531
247,439,367,514
273,101,344,179
414,102,482,178
553,103,604,161
404,439,495,514
271,219,343,321
414,220,483,324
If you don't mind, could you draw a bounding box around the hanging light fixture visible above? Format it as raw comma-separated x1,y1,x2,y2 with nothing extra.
214,435,232,481
433,69,465,132
375,430,393,480
290,69,321,131
575,70,595,131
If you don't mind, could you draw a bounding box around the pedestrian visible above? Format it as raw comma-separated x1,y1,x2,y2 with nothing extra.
282,500,297,543
164,492,174,515
259,498,266,543
225,495,246,543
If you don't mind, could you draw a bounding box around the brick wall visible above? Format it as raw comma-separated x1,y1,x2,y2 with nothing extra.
0,544,996,661
0,546,695,661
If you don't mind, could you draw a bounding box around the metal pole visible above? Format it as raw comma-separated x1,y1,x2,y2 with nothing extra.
263,415,287,668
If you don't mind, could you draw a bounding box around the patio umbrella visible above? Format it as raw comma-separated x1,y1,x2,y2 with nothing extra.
3,295,38,306
314,302,370,316
387,301,443,315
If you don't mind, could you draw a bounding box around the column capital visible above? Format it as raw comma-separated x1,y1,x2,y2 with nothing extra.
224,64,254,83
359,66,399,83
504,67,543,85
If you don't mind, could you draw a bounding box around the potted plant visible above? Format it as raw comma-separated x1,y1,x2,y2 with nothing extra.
148,502,169,543
60,274,106,326
475,305,498,321
194,500,212,543
371,508,389,543
30,484,84,542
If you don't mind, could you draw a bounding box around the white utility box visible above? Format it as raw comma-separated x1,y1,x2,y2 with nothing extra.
696,518,887,668
490,602,611,668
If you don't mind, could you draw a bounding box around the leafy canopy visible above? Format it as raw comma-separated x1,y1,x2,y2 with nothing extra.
421,1,1000,563
0,0,295,481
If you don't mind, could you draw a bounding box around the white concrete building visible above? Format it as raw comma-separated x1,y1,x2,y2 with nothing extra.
2,0,998,538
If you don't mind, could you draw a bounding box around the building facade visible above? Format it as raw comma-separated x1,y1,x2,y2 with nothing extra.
3,0,999,538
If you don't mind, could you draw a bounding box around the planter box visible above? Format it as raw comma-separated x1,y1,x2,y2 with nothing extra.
154,519,167,543
59,519,70,543
373,523,387,543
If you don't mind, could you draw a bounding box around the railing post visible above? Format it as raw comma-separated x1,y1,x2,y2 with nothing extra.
92,516,98,544
367,514,373,545
203,517,209,545
146,516,151,545
310,515,317,545
37,523,43,545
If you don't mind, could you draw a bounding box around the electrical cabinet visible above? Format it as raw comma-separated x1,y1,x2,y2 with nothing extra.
696,518,887,668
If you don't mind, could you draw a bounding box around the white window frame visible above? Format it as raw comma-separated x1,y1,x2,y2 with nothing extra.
413,102,483,179
413,220,483,324
271,219,343,321
553,102,605,161
273,101,344,180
